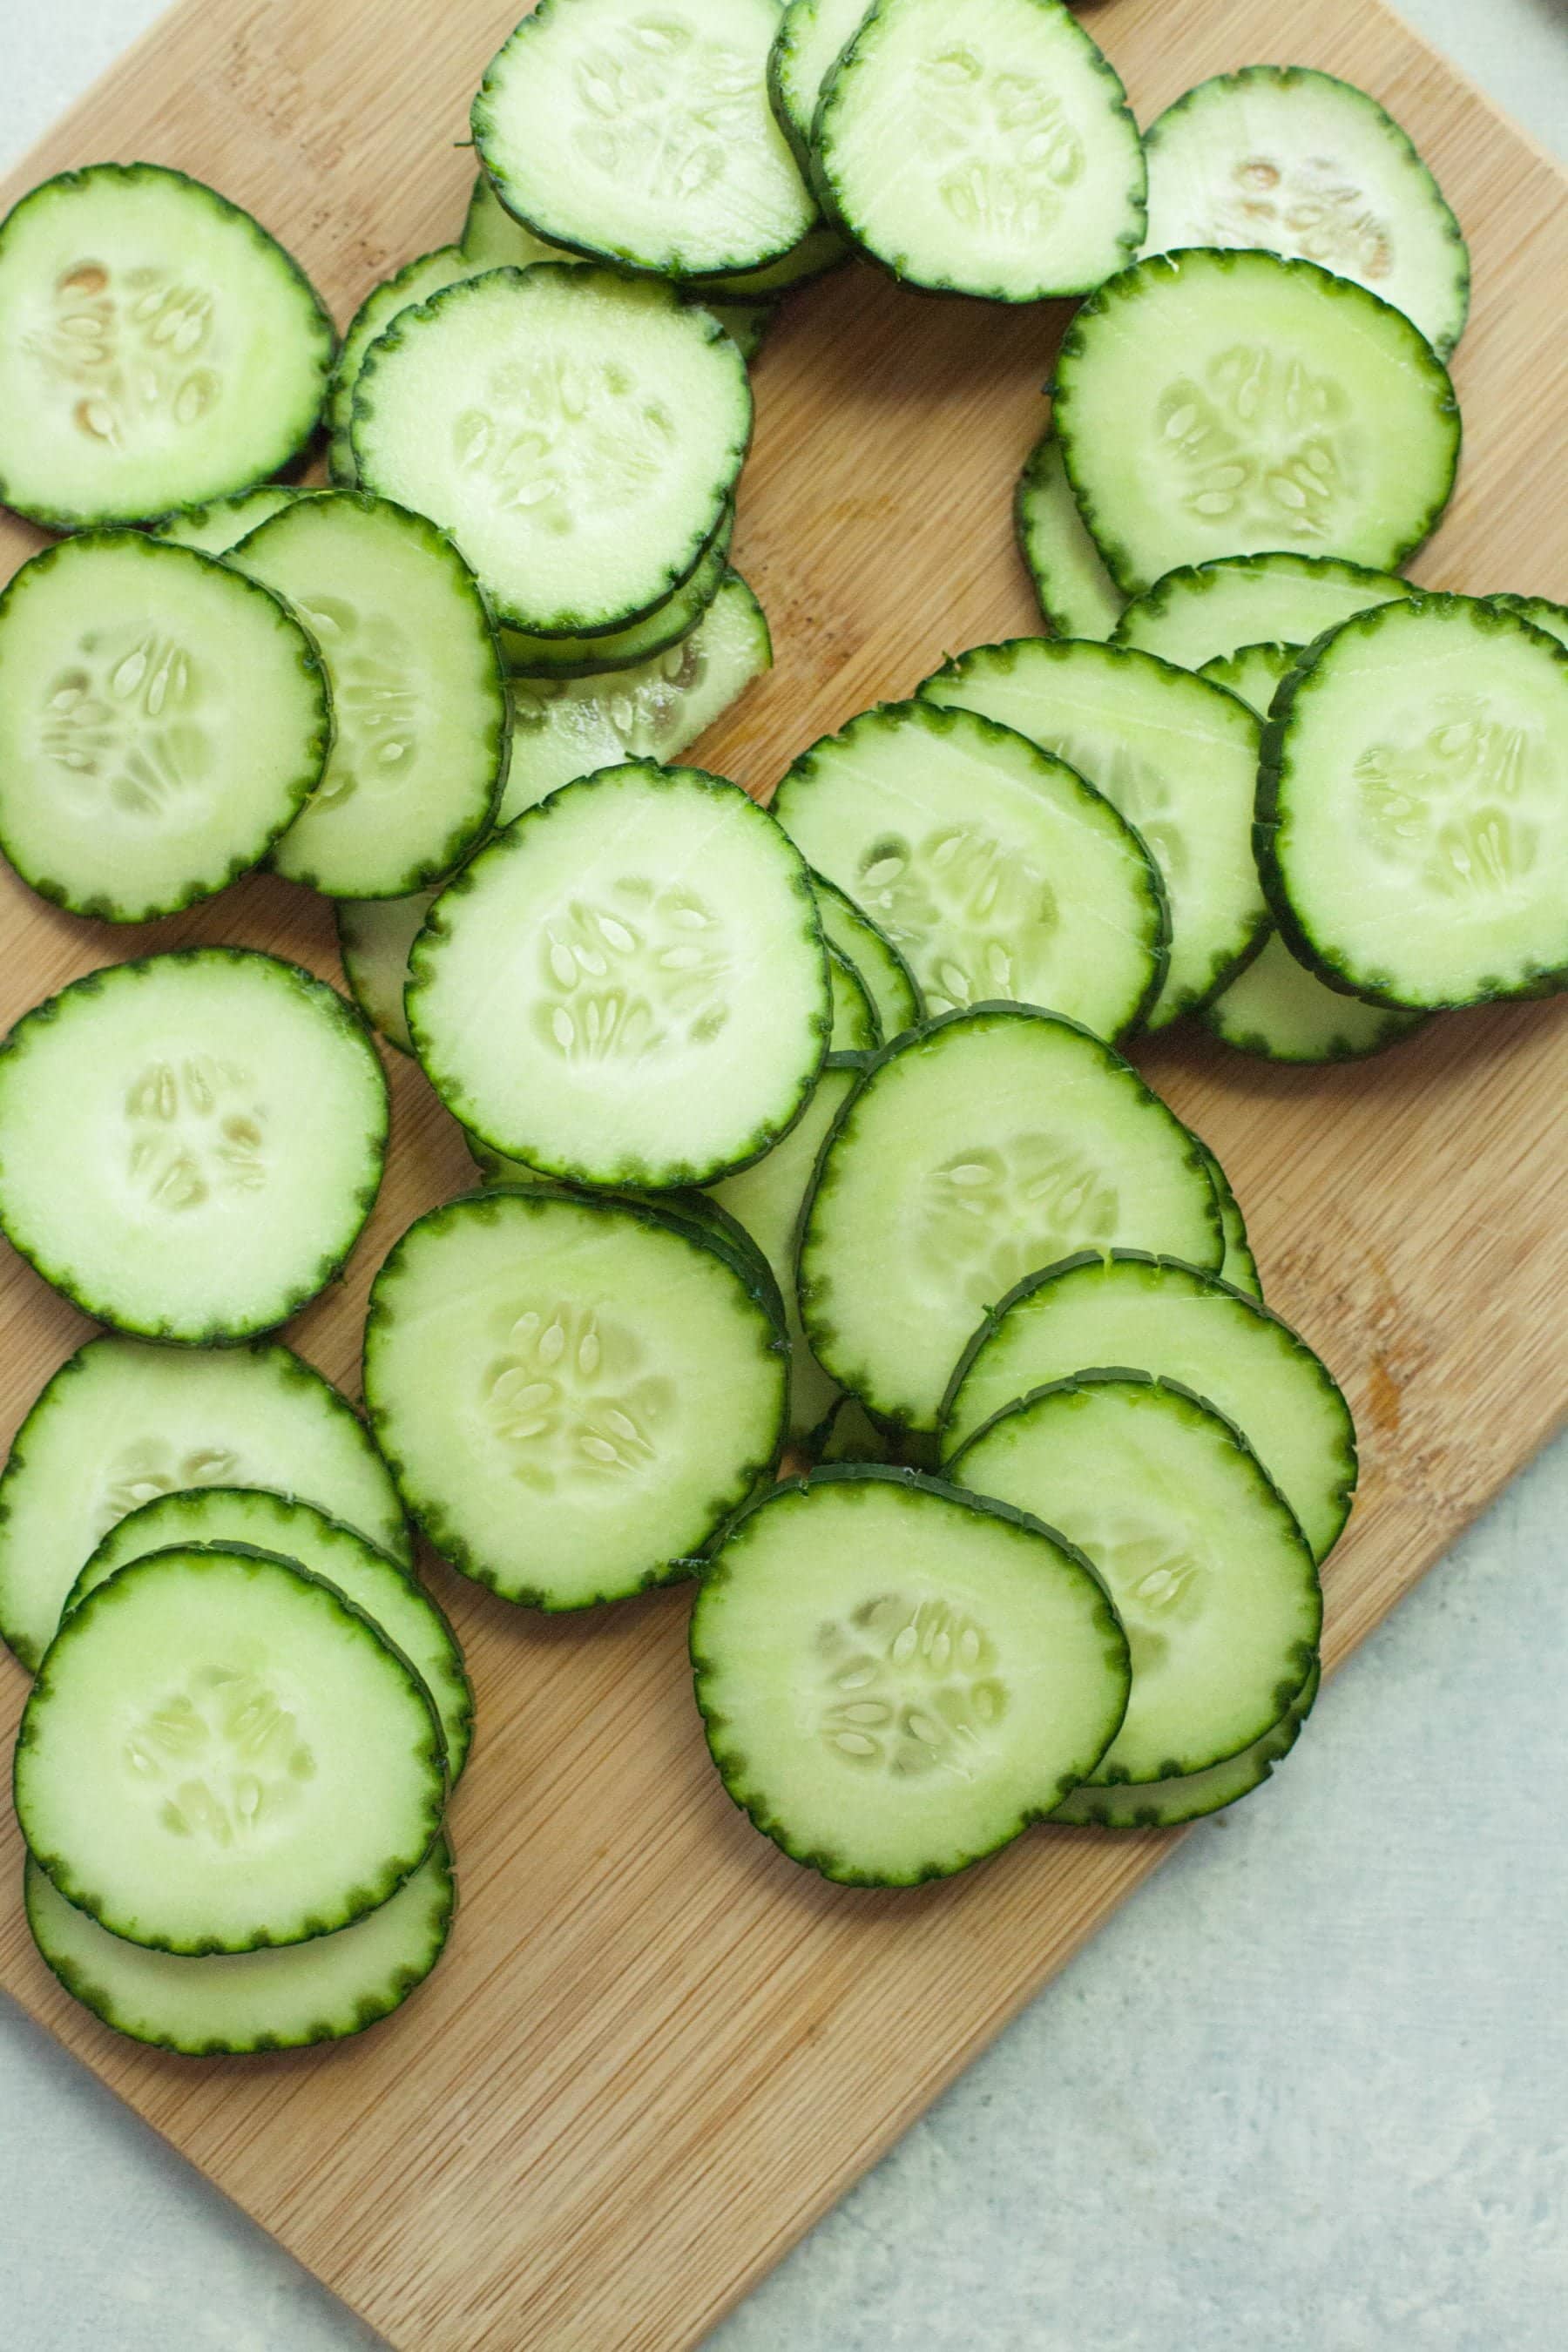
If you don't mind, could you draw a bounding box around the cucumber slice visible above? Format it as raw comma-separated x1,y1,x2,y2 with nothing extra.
950,1373,1321,1781
707,1056,864,1442
68,1488,472,1782
1142,67,1470,358
771,700,1166,1042
1113,551,1413,671
1193,1139,1261,1302
940,1249,1356,1562
473,0,816,279
364,1187,787,1608
1014,429,1125,642
687,222,847,301
461,174,575,270
810,870,922,1038
1202,928,1429,1065
923,639,1265,1027
326,247,482,485
768,0,870,167
336,887,437,1056
812,0,1146,302
0,1332,409,1673
24,1837,455,2054
409,761,828,1187
0,532,329,923
1490,593,1568,652
0,949,388,1342
227,491,507,898
690,1468,1131,1882
1055,249,1461,597
498,508,733,679
353,265,751,635
150,485,302,555
16,1544,445,1952
1199,639,1295,718
814,1393,898,1464
1053,1659,1320,1828
708,299,772,362
828,946,880,1050
0,163,333,530
1259,593,1568,1008
800,1005,1223,1431
502,571,771,823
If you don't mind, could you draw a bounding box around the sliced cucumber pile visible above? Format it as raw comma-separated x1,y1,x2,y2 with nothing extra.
1053,1660,1320,1830
497,508,733,679
150,484,301,554
809,870,922,1039
325,246,483,485
1112,551,1413,670
1201,929,1428,1067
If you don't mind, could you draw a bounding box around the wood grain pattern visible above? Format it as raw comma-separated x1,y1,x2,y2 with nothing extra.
1,3,1565,2346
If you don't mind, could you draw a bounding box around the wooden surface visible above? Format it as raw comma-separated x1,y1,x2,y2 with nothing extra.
1,3,1565,2346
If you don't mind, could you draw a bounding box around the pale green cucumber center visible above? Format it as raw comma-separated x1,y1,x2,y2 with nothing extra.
808,1584,1010,1779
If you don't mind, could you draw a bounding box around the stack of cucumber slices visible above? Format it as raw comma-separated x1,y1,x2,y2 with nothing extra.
0,3,1562,2033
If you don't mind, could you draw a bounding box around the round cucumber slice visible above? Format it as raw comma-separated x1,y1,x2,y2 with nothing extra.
1193,1138,1261,1301
686,221,847,301
828,946,880,1050
691,1468,1131,1883
0,163,333,530
0,1332,409,1675
408,761,828,1189
227,491,507,898
68,1487,473,1782
1052,1659,1320,1828
1259,593,1568,1008
812,0,1146,303
498,507,733,679
352,265,751,637
326,246,483,486
1142,66,1470,357
150,484,302,555
809,871,922,1039
1113,551,1414,671
1014,428,1125,642
770,699,1167,1044
800,1005,1223,1432
473,0,816,280
940,1250,1357,1562
16,1544,445,1952
336,886,438,1056
922,639,1266,1027
461,173,576,270
1055,248,1460,597
0,949,388,1343
0,532,330,923
24,1836,455,2054
1202,928,1429,1064
1199,639,1296,718
951,1373,1321,1782
363,1188,788,1609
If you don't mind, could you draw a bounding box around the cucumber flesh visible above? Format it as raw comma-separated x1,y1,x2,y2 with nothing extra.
1199,639,1295,718
1202,928,1428,1065
151,485,301,555
326,247,482,485
1193,1139,1261,1301
769,0,872,166
1056,248,1460,596
809,870,923,1038
1142,66,1470,357
951,1373,1321,1781
923,639,1264,1027
1114,551,1413,672
0,531,330,923
461,174,576,270
708,299,772,362
691,1469,1132,1883
1052,1659,1320,1828
0,163,333,529
68,1486,473,1781
1489,593,1568,652
25,1838,454,2054
688,222,847,301
828,946,880,1050
0,949,388,1344
1015,429,1125,642
336,888,437,1056
498,508,733,679
800,1005,1222,1431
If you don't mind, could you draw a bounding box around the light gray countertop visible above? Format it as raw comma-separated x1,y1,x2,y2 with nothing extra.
3,5,1568,2347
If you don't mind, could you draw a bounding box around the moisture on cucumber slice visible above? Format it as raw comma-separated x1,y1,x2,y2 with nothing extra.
810,870,922,1038
335,888,436,1056
25,1836,455,2054
364,1187,787,1608
227,491,507,898
1489,593,1568,652
68,1487,473,1782
940,1249,1356,1562
409,761,828,1188
688,221,847,301
828,946,881,1050
771,699,1166,1042
0,163,334,530
800,1005,1222,1431
1199,640,1295,718
1052,1658,1320,1829
461,173,575,270
0,949,388,1342
0,1332,409,1674
1055,248,1460,596
502,571,771,824
1142,66,1470,358
1015,429,1125,643
1193,1138,1261,1301
768,0,870,168
353,266,751,636
707,1056,864,1442
1202,928,1428,1065
1258,593,1568,1008
326,247,482,485
691,1468,1131,1883
1113,551,1413,672
923,639,1265,1027
951,1373,1321,1781
0,532,329,923
498,508,733,679
150,485,302,555
812,0,1146,302
16,1545,445,1952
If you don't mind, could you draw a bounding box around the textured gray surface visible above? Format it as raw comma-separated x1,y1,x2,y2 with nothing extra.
3,4,1567,2348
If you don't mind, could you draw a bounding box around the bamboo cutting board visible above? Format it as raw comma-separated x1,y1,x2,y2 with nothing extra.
1,3,1565,2345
